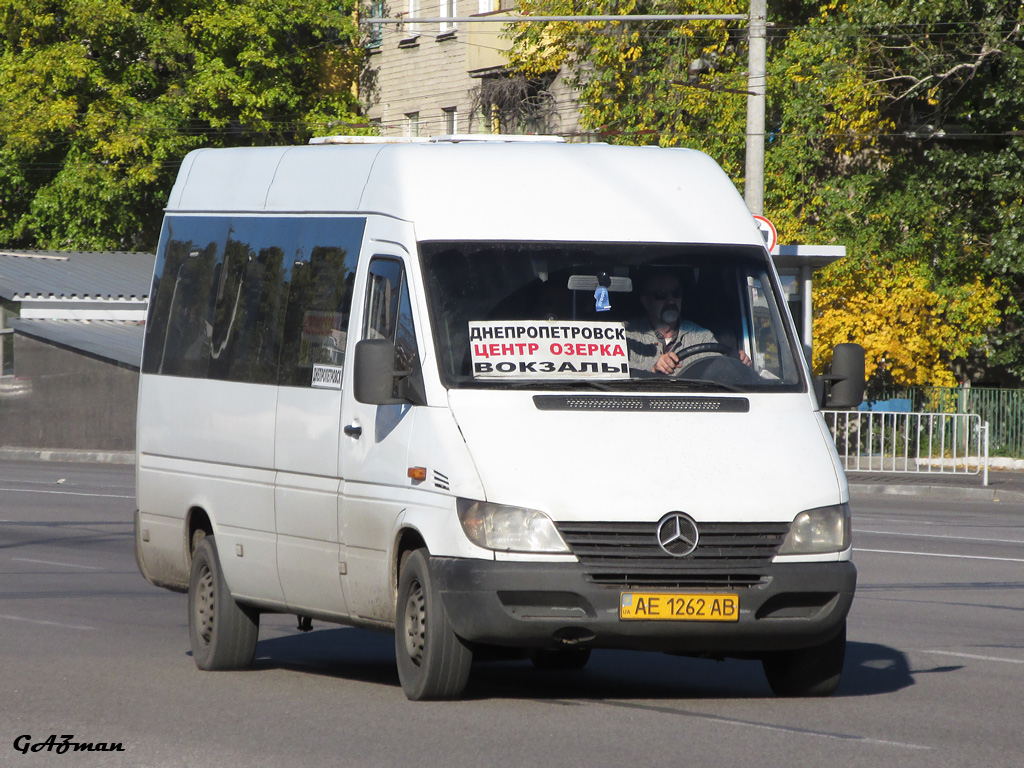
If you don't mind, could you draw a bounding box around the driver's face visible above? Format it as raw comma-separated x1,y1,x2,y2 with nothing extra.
640,275,682,328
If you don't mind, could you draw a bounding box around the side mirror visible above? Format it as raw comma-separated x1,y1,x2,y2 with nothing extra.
816,343,865,409
353,339,425,406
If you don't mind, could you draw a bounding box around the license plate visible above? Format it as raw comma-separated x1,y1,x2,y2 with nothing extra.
619,592,739,621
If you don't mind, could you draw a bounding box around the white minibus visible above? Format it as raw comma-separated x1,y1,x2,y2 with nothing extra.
135,138,864,700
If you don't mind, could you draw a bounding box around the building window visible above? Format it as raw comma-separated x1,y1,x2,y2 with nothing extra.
405,112,421,138
407,0,418,33
398,0,421,45
440,0,457,33
366,0,385,48
443,107,458,135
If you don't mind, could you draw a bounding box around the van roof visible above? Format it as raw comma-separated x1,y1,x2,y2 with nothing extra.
166,142,763,247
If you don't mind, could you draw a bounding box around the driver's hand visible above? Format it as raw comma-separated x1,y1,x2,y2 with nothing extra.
739,350,752,366
653,351,680,375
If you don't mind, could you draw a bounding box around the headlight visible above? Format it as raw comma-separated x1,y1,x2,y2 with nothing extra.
778,503,851,555
457,499,570,553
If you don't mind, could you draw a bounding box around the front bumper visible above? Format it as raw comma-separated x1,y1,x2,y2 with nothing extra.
433,558,856,655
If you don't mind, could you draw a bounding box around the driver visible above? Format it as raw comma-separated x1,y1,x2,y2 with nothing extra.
625,270,749,376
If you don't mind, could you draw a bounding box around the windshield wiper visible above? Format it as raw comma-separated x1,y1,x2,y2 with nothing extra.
457,377,744,393
459,379,618,392
504,379,617,391
632,377,745,393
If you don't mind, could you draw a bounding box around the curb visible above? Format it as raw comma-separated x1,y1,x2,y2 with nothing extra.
0,447,135,465
989,458,1024,471
850,482,1024,505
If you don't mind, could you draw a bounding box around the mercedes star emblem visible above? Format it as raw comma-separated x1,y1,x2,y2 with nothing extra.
656,512,699,558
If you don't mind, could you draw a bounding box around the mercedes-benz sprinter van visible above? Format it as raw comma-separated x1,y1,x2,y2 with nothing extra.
134,138,864,700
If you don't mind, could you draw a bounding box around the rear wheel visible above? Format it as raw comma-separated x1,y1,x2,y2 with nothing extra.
762,622,846,697
395,549,473,700
188,536,259,671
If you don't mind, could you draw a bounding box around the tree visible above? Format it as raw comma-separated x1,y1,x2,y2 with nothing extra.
510,0,750,175
814,258,1002,393
509,0,1023,385
0,0,366,252
769,2,1024,382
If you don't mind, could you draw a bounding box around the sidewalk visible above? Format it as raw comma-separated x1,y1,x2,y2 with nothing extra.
848,468,1024,505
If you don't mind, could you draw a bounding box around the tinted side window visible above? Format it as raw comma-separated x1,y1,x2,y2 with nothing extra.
142,217,226,376
208,218,296,385
143,215,364,386
364,259,403,342
364,258,420,391
278,218,362,387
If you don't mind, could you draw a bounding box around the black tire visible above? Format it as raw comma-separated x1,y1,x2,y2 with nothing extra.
530,647,592,671
762,622,846,697
188,536,259,671
395,549,472,701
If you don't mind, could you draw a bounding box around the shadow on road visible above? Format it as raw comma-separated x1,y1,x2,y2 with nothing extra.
247,626,936,700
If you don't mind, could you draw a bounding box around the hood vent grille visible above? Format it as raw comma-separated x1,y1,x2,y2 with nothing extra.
533,395,749,413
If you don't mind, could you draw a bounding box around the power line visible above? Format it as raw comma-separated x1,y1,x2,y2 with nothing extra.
366,15,747,24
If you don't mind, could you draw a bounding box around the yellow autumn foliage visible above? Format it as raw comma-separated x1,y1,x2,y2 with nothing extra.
813,259,1003,387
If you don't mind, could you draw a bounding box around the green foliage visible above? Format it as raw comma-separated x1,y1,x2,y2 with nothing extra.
510,1,749,175
0,0,366,251
814,257,1003,391
511,0,1024,384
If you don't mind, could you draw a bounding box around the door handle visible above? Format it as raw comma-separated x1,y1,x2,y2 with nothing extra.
343,424,362,438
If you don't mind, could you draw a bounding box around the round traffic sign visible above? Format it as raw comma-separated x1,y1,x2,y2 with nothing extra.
752,214,777,252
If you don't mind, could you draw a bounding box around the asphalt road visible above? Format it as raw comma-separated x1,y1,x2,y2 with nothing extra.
2,460,1023,767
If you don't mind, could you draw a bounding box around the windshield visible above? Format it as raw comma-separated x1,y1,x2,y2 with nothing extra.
420,242,805,393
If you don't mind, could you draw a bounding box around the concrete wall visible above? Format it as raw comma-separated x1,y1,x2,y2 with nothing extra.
0,335,138,452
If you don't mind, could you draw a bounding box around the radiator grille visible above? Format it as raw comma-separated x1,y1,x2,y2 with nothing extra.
556,521,789,589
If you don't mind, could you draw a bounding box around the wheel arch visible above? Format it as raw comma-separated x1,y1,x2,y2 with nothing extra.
392,525,428,603
186,506,214,567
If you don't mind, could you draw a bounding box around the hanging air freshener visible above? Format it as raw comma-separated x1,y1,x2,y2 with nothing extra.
595,272,612,312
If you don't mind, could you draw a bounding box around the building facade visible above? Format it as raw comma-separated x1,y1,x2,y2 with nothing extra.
362,1,580,138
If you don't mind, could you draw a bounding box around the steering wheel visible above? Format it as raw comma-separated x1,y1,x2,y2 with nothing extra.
676,342,761,385
673,342,734,364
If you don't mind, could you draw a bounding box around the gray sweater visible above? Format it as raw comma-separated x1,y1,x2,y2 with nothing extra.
624,315,718,375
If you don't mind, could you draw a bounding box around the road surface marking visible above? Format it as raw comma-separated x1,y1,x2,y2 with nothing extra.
858,529,1024,545
604,700,930,750
0,613,96,631
855,548,1024,563
0,487,133,499
923,650,1024,665
12,557,103,570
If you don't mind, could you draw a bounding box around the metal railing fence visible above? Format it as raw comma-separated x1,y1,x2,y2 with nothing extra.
871,386,1024,459
824,410,989,485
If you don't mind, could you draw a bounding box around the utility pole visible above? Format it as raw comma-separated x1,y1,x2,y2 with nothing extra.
744,0,767,215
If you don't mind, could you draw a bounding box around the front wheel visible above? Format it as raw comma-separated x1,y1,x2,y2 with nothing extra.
762,622,846,697
395,549,473,700
188,536,259,671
